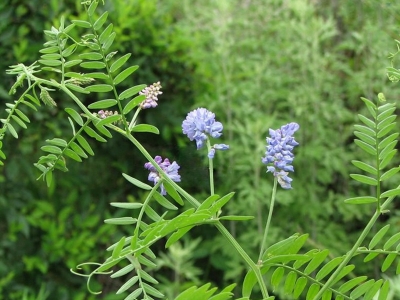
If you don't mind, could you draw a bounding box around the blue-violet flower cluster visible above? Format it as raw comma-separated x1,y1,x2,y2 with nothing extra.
262,122,299,189
182,108,229,158
140,81,162,109
144,156,181,195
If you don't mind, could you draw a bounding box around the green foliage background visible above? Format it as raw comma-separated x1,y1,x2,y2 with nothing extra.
1,0,400,299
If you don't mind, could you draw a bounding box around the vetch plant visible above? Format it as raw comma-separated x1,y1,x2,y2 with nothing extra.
1,0,400,299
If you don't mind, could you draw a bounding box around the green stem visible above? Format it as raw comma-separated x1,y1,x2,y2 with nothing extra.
313,183,400,300
258,177,278,262
215,222,269,298
206,139,215,195
122,133,269,298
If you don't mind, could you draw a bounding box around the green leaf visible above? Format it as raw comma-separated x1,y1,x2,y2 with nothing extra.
166,227,192,248
102,31,116,51
64,148,82,162
360,97,377,110
153,192,178,210
25,94,41,106
110,53,131,73
242,270,257,298
65,83,90,94
380,167,400,181
354,125,375,137
85,84,113,93
315,256,344,281
46,138,68,147
304,249,329,275
358,114,375,129
377,107,396,121
384,232,400,250
306,283,320,300
110,202,143,209
93,122,112,138
377,122,396,138
114,65,139,85
45,170,53,187
284,271,297,295
11,115,27,129
62,44,76,57
350,279,375,299
93,11,108,31
64,59,83,68
263,235,297,258
381,188,400,198
379,140,397,160
364,280,383,300
72,18,92,27
293,277,307,299
344,196,377,205
354,131,376,146
379,133,399,150
104,217,137,225
378,115,396,130
110,264,134,278
271,267,284,290
38,59,61,67
40,46,59,54
162,181,184,205
41,53,61,60
78,52,103,60
119,84,147,100
338,276,367,293
116,277,140,295
351,160,377,174
112,236,126,259
378,281,390,300
88,99,117,109
15,109,30,123
379,149,397,170
382,253,397,272
369,224,390,249
354,139,376,155
321,290,332,300
219,216,254,221
350,174,377,185
144,206,161,222
76,135,94,156
85,72,109,80
41,145,62,154
198,194,220,210
70,142,88,158
363,252,379,262
84,126,107,142
80,61,106,69
131,124,159,134
122,173,152,190
99,23,113,43
331,265,355,284
123,95,146,114
97,114,121,126
65,108,83,126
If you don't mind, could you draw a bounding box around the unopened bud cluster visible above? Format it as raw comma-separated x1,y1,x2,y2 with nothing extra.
140,82,162,109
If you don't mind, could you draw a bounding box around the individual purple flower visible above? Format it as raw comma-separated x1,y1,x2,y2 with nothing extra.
262,122,299,189
208,144,230,158
140,81,162,109
144,156,181,195
182,108,227,153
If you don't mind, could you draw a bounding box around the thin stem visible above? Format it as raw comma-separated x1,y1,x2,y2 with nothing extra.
206,139,215,195
313,208,380,299
258,177,278,262
215,222,269,298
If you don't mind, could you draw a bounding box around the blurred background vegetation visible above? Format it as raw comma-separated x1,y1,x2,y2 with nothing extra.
1,0,400,299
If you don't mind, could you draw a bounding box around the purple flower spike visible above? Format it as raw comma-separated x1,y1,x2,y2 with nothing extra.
144,156,181,195
182,108,228,155
262,122,299,189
